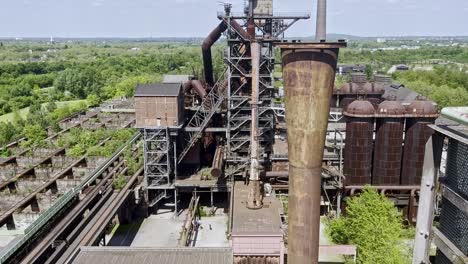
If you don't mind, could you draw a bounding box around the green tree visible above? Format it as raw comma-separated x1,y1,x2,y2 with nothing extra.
327,187,409,264
22,124,47,148
86,93,100,107
364,64,373,80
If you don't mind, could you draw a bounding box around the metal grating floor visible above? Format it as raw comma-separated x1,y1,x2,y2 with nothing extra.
445,140,468,199
439,198,468,256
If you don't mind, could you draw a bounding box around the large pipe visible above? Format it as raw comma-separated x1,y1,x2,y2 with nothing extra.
202,22,228,87
247,41,263,209
315,0,327,41
183,80,207,98
202,20,249,87
279,42,344,264
211,145,225,178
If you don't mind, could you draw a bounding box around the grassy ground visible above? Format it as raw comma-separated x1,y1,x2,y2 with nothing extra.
0,100,87,123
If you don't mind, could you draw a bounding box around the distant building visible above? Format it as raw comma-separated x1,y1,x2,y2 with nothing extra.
337,64,365,75
387,64,410,74
377,38,386,43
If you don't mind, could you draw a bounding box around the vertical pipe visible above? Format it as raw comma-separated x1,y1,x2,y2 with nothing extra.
316,0,327,41
247,41,263,209
279,43,343,264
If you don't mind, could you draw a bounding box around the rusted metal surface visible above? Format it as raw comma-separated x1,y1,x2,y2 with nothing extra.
202,19,249,87
402,100,438,185
373,100,405,185
279,41,345,264
344,100,375,185
202,22,228,86
336,81,385,110
183,80,207,98
211,145,225,178
247,41,263,209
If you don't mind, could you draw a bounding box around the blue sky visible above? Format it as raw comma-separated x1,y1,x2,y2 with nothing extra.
0,0,467,38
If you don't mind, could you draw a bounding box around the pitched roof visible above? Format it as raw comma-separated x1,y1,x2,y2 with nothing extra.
163,74,192,84
135,83,182,97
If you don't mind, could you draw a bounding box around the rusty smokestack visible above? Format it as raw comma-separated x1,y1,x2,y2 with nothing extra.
315,0,327,41
247,41,263,209
278,41,345,263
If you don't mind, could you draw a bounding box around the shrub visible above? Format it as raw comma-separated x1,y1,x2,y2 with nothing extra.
326,186,410,264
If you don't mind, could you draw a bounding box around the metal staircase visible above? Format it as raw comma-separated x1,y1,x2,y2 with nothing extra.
177,76,227,164
144,128,172,189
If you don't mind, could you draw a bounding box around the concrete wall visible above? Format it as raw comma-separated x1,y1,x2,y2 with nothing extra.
13,212,40,230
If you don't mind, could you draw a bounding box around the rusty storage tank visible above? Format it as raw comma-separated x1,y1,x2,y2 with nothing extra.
337,73,366,110
362,82,385,108
344,99,375,186
401,99,438,185
373,100,406,185
336,73,384,111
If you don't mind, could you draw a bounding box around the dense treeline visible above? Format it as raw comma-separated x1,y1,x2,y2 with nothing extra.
339,47,468,68
0,42,225,148
394,66,468,108
0,42,224,115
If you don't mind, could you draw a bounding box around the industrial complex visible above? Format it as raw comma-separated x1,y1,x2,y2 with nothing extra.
0,0,466,264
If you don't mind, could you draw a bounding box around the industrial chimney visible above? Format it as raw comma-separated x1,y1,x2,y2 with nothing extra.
316,0,327,41
278,0,346,263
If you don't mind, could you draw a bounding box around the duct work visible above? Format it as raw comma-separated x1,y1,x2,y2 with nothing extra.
202,22,228,87
202,20,249,87
183,80,207,98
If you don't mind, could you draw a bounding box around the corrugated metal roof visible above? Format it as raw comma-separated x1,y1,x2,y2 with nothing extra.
383,85,419,103
163,75,192,84
134,83,181,97
72,247,233,264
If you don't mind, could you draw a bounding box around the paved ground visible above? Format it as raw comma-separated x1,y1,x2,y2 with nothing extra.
319,218,346,263
130,210,184,247
191,215,229,247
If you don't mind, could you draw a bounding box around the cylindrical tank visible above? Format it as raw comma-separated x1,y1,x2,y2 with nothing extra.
279,41,345,264
337,83,358,110
401,100,438,185
373,100,406,185
363,82,385,108
344,100,375,186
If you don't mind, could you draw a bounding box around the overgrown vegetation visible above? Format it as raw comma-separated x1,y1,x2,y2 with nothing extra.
326,187,411,264
56,128,136,158
394,66,468,108
0,41,225,149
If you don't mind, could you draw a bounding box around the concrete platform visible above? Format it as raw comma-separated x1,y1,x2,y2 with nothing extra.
130,212,184,247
